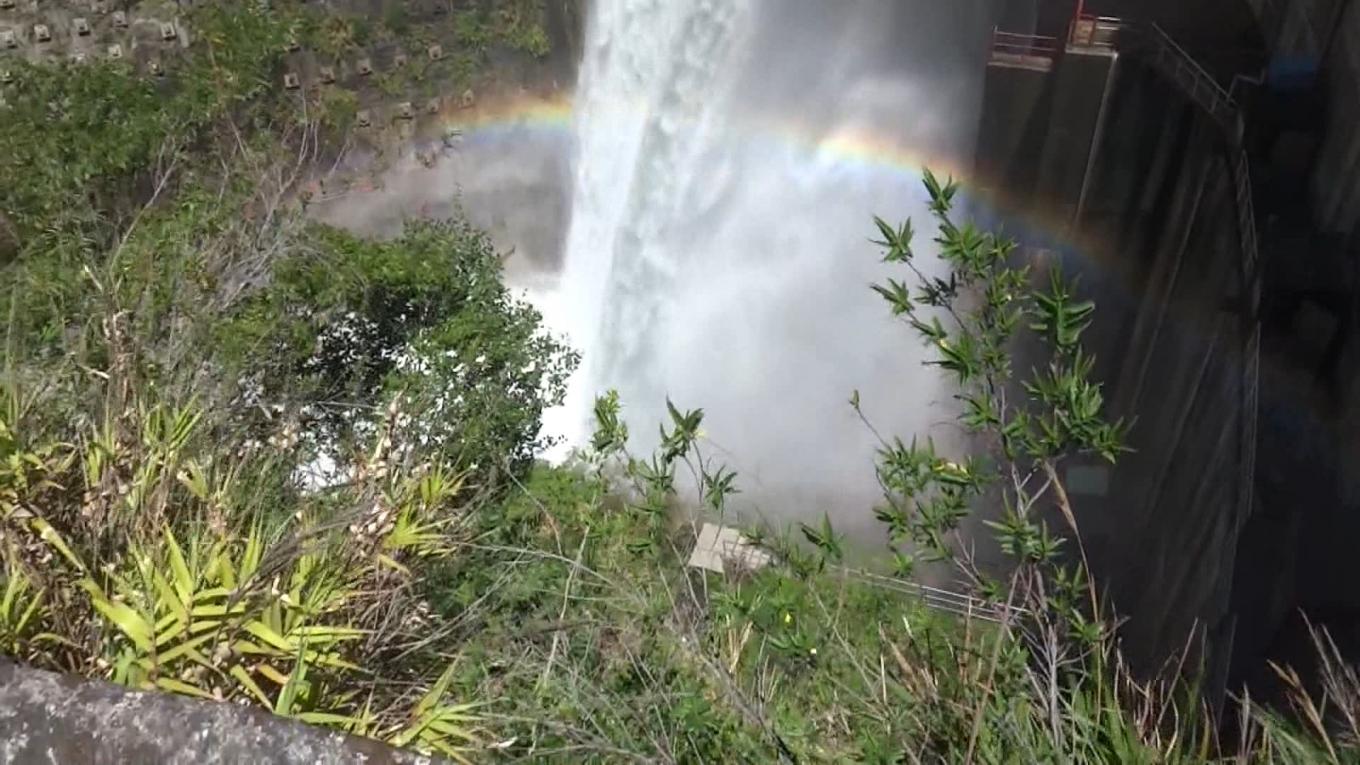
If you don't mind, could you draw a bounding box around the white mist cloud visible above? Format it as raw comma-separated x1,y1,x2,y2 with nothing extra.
547,0,997,532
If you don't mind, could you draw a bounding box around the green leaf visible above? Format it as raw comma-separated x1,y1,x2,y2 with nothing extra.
243,620,294,653
296,711,364,727
275,641,310,717
872,279,913,316
416,661,459,717
31,518,83,571
156,632,218,664
229,664,272,707
287,625,366,642
149,570,190,633
156,676,215,700
86,592,155,652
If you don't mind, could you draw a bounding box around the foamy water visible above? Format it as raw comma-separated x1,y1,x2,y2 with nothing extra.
541,0,995,524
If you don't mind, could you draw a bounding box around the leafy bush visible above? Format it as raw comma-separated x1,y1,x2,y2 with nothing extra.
0,4,574,758
0,384,486,759
220,219,576,481
0,4,288,244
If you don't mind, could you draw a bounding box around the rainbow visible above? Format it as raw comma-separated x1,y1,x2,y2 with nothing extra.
434,91,968,175
428,91,1091,252
425,91,1307,461
425,90,1158,320
433,92,575,140
425,91,1154,338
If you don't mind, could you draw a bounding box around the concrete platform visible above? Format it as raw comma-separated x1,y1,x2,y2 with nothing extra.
687,523,771,574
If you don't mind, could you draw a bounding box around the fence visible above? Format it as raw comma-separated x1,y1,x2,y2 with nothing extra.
1143,24,1242,137
990,29,1060,58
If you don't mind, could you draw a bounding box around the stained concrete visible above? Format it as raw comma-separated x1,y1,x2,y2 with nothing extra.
974,17,1259,698
984,0,1360,705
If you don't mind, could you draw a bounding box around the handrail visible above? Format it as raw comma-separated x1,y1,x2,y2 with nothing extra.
842,569,1024,625
1144,24,1240,136
990,27,1061,58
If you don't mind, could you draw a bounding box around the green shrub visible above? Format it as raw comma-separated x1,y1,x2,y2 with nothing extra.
219,219,576,479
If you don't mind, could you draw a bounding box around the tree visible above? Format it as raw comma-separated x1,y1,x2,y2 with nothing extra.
863,171,1130,757
218,220,576,485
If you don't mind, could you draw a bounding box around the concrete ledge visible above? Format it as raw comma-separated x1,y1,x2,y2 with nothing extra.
687,523,771,574
988,52,1055,72
0,660,439,765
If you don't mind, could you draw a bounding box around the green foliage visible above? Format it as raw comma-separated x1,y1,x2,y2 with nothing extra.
382,5,412,38
411,391,1228,762
311,16,360,58
0,564,51,660
0,3,299,361
0,4,574,756
0,60,165,238
317,86,360,131
0,4,288,245
0,388,486,758
870,169,1128,586
452,1,553,59
221,219,576,475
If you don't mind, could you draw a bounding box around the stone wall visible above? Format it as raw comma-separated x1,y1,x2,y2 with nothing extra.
1222,0,1360,700
1070,59,1252,694
1,1,580,189
0,659,442,764
974,24,1257,695
993,0,1360,701
0,0,187,77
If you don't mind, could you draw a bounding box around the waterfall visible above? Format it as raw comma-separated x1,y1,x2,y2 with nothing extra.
546,0,751,452
545,0,996,527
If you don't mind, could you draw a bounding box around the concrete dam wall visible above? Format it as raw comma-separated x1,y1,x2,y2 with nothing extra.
982,0,1360,704
975,21,1259,699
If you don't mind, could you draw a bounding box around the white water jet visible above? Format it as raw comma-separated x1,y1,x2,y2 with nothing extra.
544,0,997,529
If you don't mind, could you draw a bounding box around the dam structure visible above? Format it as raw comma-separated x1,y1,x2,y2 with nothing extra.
979,0,1360,704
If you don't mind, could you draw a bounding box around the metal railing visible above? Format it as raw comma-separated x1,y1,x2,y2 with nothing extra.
1144,24,1241,136
1069,14,1122,51
844,569,1024,625
1232,150,1260,274
990,28,1060,59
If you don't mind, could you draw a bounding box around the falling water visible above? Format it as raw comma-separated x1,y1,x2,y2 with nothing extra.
544,0,999,528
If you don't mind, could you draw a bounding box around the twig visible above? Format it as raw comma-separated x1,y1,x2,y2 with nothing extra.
963,567,1022,764
539,526,589,692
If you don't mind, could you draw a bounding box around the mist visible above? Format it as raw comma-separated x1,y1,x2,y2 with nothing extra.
311,0,1004,532
544,0,1001,531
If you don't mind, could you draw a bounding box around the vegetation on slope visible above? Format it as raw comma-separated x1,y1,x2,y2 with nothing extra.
1,3,1358,763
